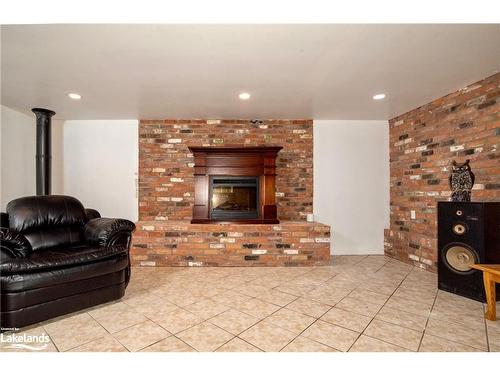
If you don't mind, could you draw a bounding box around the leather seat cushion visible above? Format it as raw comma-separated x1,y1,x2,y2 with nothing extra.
23,225,84,252
0,244,128,276
1,252,128,292
1,270,126,311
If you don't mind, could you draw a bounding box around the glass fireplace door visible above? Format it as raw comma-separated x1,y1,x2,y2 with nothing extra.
210,176,259,220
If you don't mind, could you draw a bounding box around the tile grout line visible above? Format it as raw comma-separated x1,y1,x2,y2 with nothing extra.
418,292,490,351
45,311,118,352
128,287,205,352
416,286,439,352
277,257,417,352
160,280,302,351
300,262,392,351
277,257,394,352
482,303,490,352
211,269,343,352
344,261,415,352
41,326,61,352
273,271,344,352
155,292,282,351
79,311,131,352
85,296,196,352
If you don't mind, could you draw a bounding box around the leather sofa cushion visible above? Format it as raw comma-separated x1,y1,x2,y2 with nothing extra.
7,195,88,232
1,270,126,311
1,255,128,293
0,244,128,276
24,225,84,252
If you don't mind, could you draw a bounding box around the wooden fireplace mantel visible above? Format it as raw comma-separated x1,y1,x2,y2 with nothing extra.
188,146,283,224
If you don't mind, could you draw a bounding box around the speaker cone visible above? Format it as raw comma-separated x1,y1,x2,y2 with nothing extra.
452,223,467,235
443,244,478,273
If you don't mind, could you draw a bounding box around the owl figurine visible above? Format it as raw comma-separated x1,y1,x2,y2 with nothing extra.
449,159,475,202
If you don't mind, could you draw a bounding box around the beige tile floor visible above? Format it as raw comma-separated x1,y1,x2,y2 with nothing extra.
2,255,499,352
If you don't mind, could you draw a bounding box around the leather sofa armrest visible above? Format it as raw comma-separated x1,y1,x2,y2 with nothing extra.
0,227,32,258
83,218,136,248
85,208,101,220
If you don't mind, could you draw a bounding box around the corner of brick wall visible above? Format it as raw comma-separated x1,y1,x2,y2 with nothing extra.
385,73,500,272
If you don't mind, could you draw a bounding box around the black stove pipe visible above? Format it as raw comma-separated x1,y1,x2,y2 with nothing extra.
32,108,56,195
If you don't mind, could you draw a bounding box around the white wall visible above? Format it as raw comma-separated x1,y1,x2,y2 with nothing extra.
0,105,63,210
0,105,35,209
1,111,138,219
314,120,389,255
51,118,65,196
63,120,138,221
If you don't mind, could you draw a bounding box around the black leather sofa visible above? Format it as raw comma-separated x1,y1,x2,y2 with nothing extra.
0,195,135,329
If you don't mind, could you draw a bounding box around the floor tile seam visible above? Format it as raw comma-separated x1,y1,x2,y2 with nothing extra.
417,328,488,352
427,311,487,329
482,304,491,352
287,299,351,352
40,326,61,352
417,332,484,352
97,311,174,352
215,335,263,352
170,335,200,352
419,279,488,351
50,312,114,352
231,300,308,352
159,310,213,336
357,330,417,352
344,263,409,352
89,304,167,352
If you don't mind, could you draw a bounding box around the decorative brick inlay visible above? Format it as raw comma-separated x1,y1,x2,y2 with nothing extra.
385,73,500,272
138,119,313,221
131,221,330,267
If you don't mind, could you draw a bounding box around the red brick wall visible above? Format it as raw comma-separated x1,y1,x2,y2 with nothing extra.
139,119,313,221
385,73,500,271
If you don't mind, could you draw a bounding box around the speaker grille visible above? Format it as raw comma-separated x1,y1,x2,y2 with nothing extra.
443,244,478,273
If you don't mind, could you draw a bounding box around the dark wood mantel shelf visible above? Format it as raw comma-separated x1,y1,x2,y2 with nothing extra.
188,146,283,154
188,146,283,224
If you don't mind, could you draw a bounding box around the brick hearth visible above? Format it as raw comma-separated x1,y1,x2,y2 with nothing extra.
131,221,331,267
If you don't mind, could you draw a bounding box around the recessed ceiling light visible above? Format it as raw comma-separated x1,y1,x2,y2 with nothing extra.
67,93,82,100
373,93,386,100
239,92,251,100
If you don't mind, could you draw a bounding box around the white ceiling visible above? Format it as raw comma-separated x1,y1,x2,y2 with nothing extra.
1,24,499,120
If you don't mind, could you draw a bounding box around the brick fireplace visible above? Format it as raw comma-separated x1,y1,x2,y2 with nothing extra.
131,119,331,267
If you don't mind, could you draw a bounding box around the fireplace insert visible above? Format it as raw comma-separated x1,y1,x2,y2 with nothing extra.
210,176,259,220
